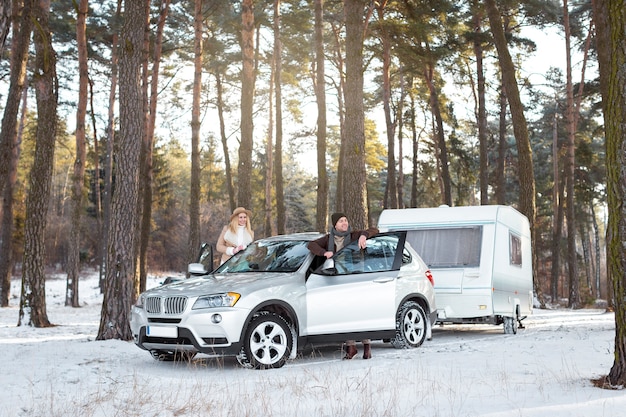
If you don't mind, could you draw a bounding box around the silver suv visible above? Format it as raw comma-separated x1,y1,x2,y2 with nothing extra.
130,231,436,369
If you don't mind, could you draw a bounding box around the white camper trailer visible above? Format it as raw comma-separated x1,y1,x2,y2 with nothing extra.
378,205,533,334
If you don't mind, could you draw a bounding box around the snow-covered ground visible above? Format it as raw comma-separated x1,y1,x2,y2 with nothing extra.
1,271,624,417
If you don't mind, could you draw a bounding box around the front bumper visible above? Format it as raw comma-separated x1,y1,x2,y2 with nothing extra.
130,305,250,356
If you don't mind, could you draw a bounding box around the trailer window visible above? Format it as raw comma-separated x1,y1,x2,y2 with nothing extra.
509,233,522,266
406,227,482,268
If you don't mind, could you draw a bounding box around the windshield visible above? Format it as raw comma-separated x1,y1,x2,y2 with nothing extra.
214,239,311,273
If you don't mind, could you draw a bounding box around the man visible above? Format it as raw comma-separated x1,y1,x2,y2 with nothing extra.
307,212,379,359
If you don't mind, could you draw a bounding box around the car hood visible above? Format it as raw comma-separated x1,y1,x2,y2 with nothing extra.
142,272,300,298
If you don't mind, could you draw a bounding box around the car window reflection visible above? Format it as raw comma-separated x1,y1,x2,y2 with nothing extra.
215,240,311,273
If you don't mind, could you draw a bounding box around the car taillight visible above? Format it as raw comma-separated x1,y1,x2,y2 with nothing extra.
425,269,434,286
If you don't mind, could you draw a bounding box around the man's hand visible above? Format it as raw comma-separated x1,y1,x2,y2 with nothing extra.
358,235,367,249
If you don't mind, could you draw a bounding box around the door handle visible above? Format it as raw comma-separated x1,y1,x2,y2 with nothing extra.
373,277,394,283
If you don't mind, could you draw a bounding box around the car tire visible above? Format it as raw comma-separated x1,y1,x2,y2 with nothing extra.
240,312,293,369
391,300,427,349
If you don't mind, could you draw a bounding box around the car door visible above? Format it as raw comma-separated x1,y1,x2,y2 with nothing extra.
304,233,404,335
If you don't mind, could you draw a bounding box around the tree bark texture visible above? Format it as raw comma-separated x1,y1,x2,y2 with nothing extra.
314,0,328,232
592,0,626,387
0,0,32,307
188,0,202,266
66,0,89,308
97,0,147,341
485,0,537,300
18,0,56,328
238,0,254,208
341,0,368,229
274,0,285,235
563,0,580,308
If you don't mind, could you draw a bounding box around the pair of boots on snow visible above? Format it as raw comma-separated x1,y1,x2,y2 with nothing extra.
343,339,371,360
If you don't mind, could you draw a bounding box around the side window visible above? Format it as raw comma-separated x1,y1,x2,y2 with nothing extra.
333,234,400,274
406,227,482,268
509,232,522,266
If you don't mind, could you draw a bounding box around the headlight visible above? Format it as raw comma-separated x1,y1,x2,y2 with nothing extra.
192,292,240,310
134,294,145,308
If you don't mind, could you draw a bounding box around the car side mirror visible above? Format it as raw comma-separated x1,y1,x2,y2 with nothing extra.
321,258,337,275
188,262,207,275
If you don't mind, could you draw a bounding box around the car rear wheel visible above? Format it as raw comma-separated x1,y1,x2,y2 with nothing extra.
391,300,427,349
240,312,292,369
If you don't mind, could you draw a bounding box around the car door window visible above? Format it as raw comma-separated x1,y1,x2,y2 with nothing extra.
333,234,400,274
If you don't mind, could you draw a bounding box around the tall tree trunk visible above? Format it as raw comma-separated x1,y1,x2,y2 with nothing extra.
0,0,10,57
314,0,328,232
409,89,420,208
472,4,488,205
551,174,565,301
495,78,506,204
424,64,452,206
265,58,275,236
396,67,405,209
273,0,285,234
342,0,368,228
101,0,122,293
97,0,147,341
485,0,538,302
590,202,601,298
215,72,235,211
563,0,580,308
238,0,254,208
376,1,397,209
66,0,89,308
592,0,626,387
188,0,202,265
18,0,56,328
330,21,346,213
0,0,32,307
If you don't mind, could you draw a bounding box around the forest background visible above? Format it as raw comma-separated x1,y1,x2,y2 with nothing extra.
1,0,625,384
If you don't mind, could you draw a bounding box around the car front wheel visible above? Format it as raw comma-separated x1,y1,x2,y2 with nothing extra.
391,300,427,349
241,312,293,369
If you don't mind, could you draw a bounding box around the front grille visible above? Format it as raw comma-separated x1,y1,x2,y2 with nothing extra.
145,296,188,314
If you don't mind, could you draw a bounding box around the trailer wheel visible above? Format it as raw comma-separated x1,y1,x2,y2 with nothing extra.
503,305,520,334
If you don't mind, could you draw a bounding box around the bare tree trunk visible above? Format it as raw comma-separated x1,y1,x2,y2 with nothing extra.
188,0,202,265
97,0,147,341
376,1,397,209
424,65,452,206
265,58,274,236
409,89,420,208
100,0,121,293
495,79,506,204
273,0,285,234
592,0,626,387
396,67,405,208
0,0,10,57
215,72,235,211
0,0,31,307
238,0,254,208
563,0,580,308
551,174,565,301
590,203,601,298
485,0,538,301
65,0,89,308
342,0,368,228
314,0,328,232
330,21,346,213
472,3,488,205
18,0,56,328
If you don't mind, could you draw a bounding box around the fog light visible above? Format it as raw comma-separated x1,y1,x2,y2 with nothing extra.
211,314,222,324
478,305,487,310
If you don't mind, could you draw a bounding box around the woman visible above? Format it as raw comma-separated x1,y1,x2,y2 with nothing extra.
217,207,254,264
307,212,378,359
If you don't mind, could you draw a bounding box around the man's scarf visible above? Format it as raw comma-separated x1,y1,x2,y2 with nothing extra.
327,226,352,252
